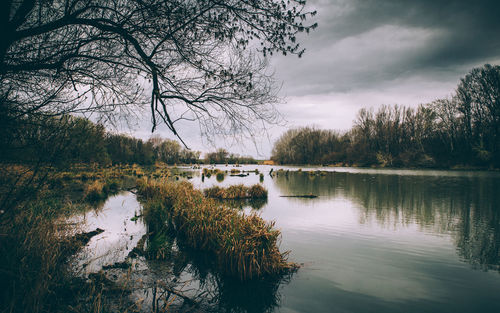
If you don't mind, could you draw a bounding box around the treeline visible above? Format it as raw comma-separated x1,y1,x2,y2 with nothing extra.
0,115,201,165
204,148,257,164
272,64,500,168
0,115,257,166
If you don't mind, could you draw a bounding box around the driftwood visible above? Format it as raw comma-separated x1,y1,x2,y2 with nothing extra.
280,195,318,198
74,228,104,245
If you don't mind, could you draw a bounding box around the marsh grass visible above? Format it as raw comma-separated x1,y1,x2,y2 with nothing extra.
0,196,108,313
218,198,268,210
204,184,268,200
84,180,106,201
137,178,296,281
0,164,166,312
248,184,268,198
224,184,247,199
83,179,121,202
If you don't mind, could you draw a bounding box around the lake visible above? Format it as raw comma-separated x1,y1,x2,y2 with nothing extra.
73,166,500,312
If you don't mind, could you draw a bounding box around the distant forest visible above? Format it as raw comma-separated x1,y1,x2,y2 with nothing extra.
272,64,500,168
0,115,255,166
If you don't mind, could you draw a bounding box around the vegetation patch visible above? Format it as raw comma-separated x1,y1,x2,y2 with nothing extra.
216,170,226,182
204,184,268,200
83,179,121,202
137,178,295,281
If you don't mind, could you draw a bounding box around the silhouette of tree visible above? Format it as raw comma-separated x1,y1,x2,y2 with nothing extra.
456,64,500,165
0,0,317,143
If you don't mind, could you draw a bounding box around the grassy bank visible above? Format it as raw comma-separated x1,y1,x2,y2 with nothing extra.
137,178,295,281
0,195,112,312
0,164,145,313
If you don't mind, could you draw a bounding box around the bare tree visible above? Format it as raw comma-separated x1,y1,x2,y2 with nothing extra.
0,0,317,144
456,64,500,163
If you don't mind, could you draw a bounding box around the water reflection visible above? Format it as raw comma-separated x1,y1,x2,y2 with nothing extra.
214,198,268,210
69,191,146,274
69,168,500,313
133,229,291,313
272,171,500,272
70,190,289,312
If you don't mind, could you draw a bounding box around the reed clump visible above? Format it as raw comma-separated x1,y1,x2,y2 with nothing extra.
202,167,226,179
83,179,120,202
203,184,268,200
137,178,295,281
248,184,268,198
83,180,105,201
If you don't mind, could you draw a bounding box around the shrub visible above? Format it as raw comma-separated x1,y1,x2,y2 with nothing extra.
216,170,225,182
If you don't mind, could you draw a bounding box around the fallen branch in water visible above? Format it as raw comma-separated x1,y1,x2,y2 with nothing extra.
74,228,104,245
280,195,318,198
229,173,249,177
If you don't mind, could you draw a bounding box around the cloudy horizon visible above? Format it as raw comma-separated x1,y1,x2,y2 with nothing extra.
126,0,500,159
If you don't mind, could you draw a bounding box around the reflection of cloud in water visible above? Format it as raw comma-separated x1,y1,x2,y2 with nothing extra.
68,191,146,274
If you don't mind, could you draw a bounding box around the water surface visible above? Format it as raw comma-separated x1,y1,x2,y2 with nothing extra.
195,166,500,313
73,166,500,312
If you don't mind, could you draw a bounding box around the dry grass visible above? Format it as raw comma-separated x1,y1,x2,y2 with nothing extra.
224,184,248,199
0,164,153,312
84,180,105,201
137,178,295,281
83,179,121,202
203,185,225,198
0,198,92,313
248,184,268,198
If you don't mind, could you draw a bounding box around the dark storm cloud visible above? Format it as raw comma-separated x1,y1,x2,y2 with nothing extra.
273,0,500,96
138,0,500,158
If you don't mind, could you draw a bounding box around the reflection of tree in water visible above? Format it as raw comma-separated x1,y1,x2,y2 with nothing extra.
273,171,500,272
138,226,289,312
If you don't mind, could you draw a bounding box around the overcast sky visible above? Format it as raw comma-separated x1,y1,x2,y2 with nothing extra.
130,0,500,159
